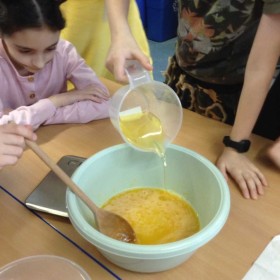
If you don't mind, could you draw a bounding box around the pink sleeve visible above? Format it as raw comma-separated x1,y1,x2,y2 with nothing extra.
0,41,110,129
0,99,56,130
0,98,110,129
63,41,109,94
43,99,110,125
40,40,110,125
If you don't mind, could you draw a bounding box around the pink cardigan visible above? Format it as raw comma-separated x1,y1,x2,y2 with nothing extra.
0,39,110,130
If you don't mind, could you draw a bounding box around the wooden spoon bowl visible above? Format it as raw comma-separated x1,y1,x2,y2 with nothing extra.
26,140,136,244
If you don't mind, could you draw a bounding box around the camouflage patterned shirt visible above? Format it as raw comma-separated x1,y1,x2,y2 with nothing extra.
176,0,280,84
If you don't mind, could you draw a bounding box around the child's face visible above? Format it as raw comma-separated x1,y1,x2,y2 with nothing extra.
2,26,60,75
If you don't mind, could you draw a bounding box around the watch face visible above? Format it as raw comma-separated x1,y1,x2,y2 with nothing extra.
223,136,251,153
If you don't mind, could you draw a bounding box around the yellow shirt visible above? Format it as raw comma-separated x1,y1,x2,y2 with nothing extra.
61,0,151,81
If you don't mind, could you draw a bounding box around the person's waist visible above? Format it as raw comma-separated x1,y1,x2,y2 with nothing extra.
184,70,244,85
175,56,245,85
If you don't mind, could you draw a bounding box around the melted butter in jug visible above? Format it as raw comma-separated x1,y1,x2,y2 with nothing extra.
102,188,200,245
119,111,165,156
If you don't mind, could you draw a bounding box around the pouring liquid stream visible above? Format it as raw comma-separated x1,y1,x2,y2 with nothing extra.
120,111,167,187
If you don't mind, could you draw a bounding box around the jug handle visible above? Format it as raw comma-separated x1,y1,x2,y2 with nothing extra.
125,60,151,89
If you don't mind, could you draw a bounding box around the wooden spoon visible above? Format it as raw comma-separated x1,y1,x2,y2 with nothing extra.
25,140,136,244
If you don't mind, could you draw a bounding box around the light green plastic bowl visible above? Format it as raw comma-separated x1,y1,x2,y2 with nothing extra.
66,144,230,273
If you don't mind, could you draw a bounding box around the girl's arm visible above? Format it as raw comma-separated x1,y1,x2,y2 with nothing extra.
0,41,110,130
104,0,152,82
43,88,110,127
216,13,280,199
43,41,111,126
0,91,109,131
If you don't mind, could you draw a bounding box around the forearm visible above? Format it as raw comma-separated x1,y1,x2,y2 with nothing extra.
231,13,280,141
104,0,152,81
0,99,56,130
105,0,131,42
44,99,110,125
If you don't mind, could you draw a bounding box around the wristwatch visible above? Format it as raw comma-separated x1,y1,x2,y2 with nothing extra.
223,136,251,153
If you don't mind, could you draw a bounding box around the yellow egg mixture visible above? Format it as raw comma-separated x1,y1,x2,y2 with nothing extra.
102,188,200,245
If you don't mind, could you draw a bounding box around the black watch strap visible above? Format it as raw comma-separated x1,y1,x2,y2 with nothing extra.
223,136,251,153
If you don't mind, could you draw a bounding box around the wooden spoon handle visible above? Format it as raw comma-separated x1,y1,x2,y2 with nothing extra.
25,139,98,213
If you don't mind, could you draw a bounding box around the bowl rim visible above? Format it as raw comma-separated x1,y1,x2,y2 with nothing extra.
66,144,230,257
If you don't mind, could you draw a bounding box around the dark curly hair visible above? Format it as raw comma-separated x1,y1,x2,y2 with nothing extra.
0,0,66,35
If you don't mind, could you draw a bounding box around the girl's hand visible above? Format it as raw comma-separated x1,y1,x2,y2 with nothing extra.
0,123,37,169
49,85,110,108
216,148,268,199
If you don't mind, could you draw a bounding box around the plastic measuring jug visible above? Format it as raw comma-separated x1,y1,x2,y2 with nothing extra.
109,60,182,155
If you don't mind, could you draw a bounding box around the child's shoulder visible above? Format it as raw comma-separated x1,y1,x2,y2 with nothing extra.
56,39,77,53
53,39,82,66
54,39,81,62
